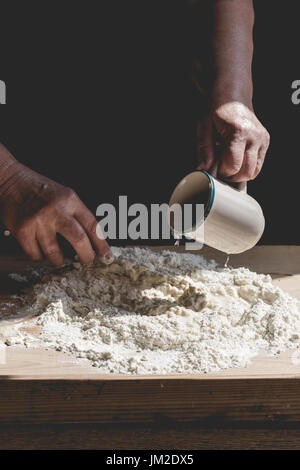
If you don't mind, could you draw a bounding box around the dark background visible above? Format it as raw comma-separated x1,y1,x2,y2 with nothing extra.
0,0,299,254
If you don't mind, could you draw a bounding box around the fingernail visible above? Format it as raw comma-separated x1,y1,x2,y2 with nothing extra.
101,252,114,265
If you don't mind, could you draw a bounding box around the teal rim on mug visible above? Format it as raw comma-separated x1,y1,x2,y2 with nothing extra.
169,170,216,235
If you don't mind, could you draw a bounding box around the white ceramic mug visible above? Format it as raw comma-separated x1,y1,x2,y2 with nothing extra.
168,169,265,254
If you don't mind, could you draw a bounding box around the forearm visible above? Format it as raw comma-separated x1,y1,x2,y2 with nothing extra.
212,0,254,108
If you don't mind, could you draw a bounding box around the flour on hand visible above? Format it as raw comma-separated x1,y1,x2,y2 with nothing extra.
2,247,300,374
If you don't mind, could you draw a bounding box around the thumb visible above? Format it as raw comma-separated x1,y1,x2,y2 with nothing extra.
196,118,215,171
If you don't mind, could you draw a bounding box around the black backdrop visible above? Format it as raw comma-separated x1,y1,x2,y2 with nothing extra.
0,0,299,254
251,0,300,245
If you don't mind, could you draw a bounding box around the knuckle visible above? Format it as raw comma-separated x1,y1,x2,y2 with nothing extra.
44,245,60,258
252,167,260,179
67,187,77,199
259,151,267,164
222,161,242,176
248,167,256,178
256,159,263,171
232,120,249,137
58,217,74,233
15,221,30,239
87,218,98,235
245,169,255,180
61,218,87,244
37,203,59,222
34,210,48,225
256,127,270,146
231,128,244,141
73,229,87,245
232,161,243,173
240,164,251,177
62,187,78,203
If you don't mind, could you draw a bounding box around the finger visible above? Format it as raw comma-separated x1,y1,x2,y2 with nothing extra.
37,230,65,266
14,222,43,261
75,204,114,265
218,138,246,180
196,119,215,171
228,144,259,182
253,144,268,179
18,235,43,262
57,216,95,265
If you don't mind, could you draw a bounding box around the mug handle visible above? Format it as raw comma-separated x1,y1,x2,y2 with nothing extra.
209,161,247,193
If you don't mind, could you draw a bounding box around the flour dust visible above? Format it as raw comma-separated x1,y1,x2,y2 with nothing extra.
1,247,300,375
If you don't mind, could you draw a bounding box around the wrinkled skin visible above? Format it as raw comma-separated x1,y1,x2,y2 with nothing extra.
0,159,113,267
195,0,270,181
196,102,270,182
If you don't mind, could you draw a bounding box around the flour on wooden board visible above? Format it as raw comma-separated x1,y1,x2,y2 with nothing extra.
1,247,300,374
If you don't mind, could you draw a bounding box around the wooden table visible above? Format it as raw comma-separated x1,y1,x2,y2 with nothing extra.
1,246,300,450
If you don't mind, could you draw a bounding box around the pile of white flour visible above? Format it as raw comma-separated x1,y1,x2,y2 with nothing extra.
1,247,300,374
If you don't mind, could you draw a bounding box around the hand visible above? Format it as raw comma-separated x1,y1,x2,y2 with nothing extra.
0,161,113,267
196,102,270,182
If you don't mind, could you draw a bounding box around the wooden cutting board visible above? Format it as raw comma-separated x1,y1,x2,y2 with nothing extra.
1,245,300,378
1,246,300,438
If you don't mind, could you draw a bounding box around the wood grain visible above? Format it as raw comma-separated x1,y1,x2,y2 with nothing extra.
1,423,300,450
1,246,300,449
1,377,300,425
1,245,300,380
1,346,300,379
